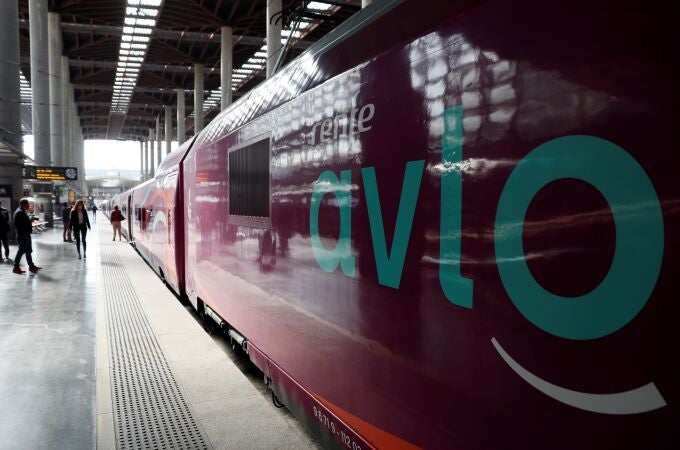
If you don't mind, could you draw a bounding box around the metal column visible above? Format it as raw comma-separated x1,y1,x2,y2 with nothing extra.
176,88,185,144
28,0,51,165
221,26,233,110
0,0,24,216
71,86,77,164
75,105,85,194
146,139,150,179
61,56,72,166
139,140,144,181
0,0,22,152
148,128,155,177
71,86,77,179
193,64,204,134
156,116,161,166
29,0,54,226
48,12,63,166
71,87,77,176
266,0,282,78
165,106,172,155
143,139,148,180
72,95,78,189
77,122,87,195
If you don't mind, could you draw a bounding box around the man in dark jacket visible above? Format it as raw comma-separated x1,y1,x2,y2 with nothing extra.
0,201,10,260
13,199,42,274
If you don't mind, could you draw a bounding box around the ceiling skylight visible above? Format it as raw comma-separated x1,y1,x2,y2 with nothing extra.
110,0,161,114
19,72,32,105
229,3,336,95
307,2,333,10
187,1,339,125
203,88,222,112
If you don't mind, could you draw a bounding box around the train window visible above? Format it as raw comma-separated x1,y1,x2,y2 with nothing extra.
228,138,271,225
134,207,143,231
140,208,152,231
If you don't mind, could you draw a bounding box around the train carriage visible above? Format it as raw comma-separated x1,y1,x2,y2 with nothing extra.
127,1,677,448
119,189,134,242
131,139,194,295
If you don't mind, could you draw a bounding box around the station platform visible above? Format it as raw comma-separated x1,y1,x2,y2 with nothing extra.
0,215,320,450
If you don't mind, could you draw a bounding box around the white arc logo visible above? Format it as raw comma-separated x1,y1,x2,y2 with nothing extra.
491,337,666,415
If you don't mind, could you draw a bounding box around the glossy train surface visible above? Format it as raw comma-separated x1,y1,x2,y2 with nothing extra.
102,1,677,448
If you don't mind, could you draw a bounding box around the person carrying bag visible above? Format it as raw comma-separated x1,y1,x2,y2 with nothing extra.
110,205,125,242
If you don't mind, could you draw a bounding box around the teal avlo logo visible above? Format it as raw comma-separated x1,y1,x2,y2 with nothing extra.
309,106,666,414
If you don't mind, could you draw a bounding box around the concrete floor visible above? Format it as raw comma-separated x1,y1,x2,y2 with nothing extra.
0,223,98,449
0,216,320,450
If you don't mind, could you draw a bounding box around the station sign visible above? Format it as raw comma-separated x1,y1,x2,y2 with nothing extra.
23,166,78,181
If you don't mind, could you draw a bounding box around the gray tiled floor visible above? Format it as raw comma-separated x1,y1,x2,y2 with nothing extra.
0,217,321,450
0,224,98,450
112,224,321,450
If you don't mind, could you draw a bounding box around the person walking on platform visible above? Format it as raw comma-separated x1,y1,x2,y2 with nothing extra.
0,201,11,261
91,204,98,223
12,199,41,274
61,202,72,242
110,205,125,241
70,200,91,260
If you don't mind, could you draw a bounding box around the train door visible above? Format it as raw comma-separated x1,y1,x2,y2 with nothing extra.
127,194,133,241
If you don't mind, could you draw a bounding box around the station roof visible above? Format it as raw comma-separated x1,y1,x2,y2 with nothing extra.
18,0,361,141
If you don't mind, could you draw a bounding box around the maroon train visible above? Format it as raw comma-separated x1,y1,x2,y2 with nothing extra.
103,1,677,448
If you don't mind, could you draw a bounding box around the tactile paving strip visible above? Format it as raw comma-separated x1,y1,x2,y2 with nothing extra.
101,246,208,450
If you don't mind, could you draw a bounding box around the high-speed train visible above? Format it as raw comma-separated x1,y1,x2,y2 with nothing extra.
103,1,677,448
